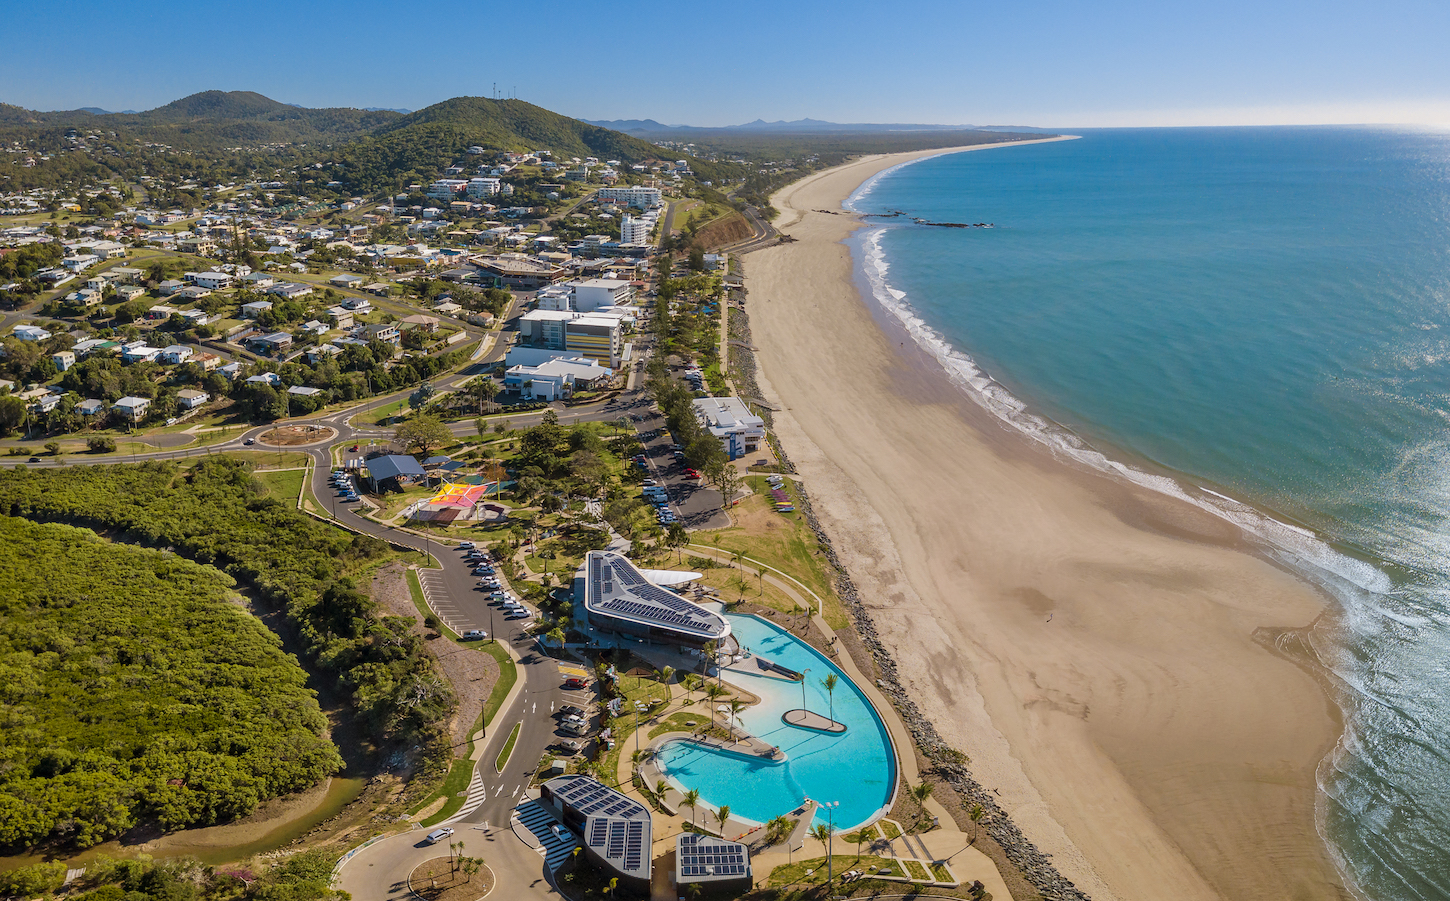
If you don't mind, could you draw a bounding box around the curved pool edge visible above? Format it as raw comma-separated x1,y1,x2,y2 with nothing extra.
698,608,903,832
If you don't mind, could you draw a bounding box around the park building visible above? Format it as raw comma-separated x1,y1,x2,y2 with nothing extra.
539,775,652,894
693,396,765,461
576,551,729,650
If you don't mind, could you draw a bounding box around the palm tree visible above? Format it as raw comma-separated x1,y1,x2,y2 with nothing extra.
821,673,839,724
607,876,618,898
767,815,792,845
968,803,985,845
682,788,701,826
655,778,669,801
704,681,726,705
845,830,867,860
461,857,482,883
714,804,731,837
810,822,832,849
727,698,746,738
682,673,701,703
911,781,935,809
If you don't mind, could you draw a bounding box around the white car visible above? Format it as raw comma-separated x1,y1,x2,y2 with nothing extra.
426,827,454,844
461,630,487,641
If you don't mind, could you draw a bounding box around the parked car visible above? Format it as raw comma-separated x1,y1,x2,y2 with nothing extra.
555,739,582,754
457,541,475,550
505,610,529,620
560,704,585,716
563,677,587,690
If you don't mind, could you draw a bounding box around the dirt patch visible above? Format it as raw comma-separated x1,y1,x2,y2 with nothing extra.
260,424,336,446
371,561,501,748
409,856,494,901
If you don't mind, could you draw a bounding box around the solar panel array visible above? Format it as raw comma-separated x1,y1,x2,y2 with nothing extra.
554,777,646,820
586,552,727,637
625,820,645,872
678,834,749,879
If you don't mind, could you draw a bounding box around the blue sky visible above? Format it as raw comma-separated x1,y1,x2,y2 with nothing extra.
3,0,1448,127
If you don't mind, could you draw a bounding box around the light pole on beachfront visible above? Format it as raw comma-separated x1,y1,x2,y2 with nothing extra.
800,668,811,716
822,800,839,894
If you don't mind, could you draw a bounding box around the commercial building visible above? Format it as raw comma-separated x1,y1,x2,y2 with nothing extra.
539,775,651,894
504,355,612,401
693,396,765,460
565,314,623,368
518,309,575,349
577,551,730,649
572,278,634,312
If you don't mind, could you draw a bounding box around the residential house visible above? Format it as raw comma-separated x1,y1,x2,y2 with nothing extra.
266,282,313,299
305,343,342,364
76,398,105,416
241,300,273,319
51,350,75,372
13,325,51,342
242,272,275,289
157,279,185,296
341,297,371,313
400,314,439,333
191,271,233,290
326,306,354,329
245,372,282,387
219,361,244,380
194,352,220,371
112,396,151,422
365,322,400,343
247,332,293,354
176,389,209,410
121,345,161,363
159,345,193,365
115,284,146,302
329,273,365,289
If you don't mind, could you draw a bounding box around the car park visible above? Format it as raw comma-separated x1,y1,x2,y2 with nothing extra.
461,629,487,641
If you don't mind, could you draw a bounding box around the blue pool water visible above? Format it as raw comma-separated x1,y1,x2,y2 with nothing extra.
656,610,896,831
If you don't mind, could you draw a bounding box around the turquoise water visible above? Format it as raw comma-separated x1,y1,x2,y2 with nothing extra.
848,127,1450,901
656,610,895,831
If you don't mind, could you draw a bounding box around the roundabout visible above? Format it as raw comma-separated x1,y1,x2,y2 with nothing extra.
407,856,495,901
258,424,337,447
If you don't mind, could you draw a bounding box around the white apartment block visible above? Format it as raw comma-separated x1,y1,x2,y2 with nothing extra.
597,186,663,210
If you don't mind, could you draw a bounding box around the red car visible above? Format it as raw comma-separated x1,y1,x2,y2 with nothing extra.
684,470,702,480
563,677,587,690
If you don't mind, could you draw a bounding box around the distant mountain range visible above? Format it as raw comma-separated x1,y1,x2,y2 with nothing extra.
582,117,1047,136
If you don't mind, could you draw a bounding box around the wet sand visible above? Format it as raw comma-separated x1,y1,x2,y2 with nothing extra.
741,145,1349,901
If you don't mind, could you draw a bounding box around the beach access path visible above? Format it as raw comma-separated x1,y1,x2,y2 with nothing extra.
739,143,1350,901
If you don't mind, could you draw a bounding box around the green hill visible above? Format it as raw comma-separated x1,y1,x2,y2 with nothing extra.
330,96,738,194
145,89,298,120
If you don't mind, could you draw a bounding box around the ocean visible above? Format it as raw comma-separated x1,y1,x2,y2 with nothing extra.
846,126,1450,901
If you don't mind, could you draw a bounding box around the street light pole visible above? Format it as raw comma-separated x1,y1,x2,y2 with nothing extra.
801,668,811,715
824,800,839,895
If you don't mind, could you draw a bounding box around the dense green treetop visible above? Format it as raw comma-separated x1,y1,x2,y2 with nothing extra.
0,516,341,849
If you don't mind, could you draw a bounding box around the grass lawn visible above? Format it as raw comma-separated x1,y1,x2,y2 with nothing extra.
254,468,305,504
767,855,905,887
881,820,901,840
695,475,850,630
494,722,522,772
903,860,931,881
357,398,408,426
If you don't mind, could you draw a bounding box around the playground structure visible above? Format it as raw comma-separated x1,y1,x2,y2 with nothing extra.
405,477,510,524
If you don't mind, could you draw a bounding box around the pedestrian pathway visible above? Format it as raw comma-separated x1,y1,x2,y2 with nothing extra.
512,799,579,870
448,768,488,822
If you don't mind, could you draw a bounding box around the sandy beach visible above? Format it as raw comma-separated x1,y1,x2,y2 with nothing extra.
742,144,1349,901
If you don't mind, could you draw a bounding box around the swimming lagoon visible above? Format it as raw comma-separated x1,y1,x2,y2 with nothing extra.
656,609,896,831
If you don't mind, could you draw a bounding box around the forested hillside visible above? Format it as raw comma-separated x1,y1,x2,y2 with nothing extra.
0,461,455,848
0,516,341,848
327,96,739,194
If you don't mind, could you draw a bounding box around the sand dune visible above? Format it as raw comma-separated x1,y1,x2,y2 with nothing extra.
742,146,1349,901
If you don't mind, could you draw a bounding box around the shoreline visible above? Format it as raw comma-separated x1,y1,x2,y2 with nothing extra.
740,143,1349,901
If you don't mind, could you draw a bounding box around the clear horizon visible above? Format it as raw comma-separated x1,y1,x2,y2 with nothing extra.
3,0,1449,129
